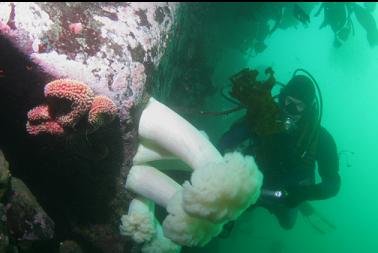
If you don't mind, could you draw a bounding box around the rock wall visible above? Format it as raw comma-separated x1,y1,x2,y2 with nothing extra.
0,2,177,253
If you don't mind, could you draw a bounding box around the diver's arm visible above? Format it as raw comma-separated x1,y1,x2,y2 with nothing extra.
311,127,340,199
298,128,341,200
217,116,251,154
285,127,340,207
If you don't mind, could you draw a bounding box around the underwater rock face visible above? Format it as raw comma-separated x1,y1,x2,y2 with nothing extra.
5,178,55,242
0,2,177,125
0,2,177,253
0,151,10,252
0,150,10,201
59,240,84,253
0,204,9,252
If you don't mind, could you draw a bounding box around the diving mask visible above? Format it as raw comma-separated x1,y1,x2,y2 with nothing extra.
278,96,306,133
284,96,306,115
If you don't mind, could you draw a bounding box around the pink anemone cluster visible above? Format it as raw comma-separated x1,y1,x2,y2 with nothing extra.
26,79,118,136
88,95,118,129
26,105,65,136
44,79,94,127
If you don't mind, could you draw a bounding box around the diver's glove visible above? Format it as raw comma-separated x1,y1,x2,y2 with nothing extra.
284,185,308,208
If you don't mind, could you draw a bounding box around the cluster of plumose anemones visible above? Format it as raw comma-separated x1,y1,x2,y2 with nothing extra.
26,79,118,136
121,97,264,253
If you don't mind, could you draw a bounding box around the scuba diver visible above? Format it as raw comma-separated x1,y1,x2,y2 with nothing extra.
218,68,341,231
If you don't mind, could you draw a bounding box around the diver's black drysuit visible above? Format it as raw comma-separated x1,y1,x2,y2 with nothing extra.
218,116,340,229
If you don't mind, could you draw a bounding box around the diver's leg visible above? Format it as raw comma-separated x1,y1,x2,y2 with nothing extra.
273,205,298,230
219,203,259,238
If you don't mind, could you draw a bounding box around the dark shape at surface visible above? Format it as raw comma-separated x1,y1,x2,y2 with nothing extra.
352,3,378,47
316,3,353,47
316,2,378,47
267,5,284,35
363,2,376,13
317,3,347,31
293,4,310,26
